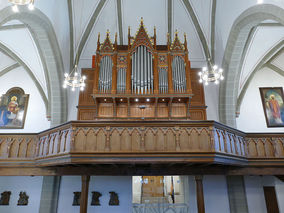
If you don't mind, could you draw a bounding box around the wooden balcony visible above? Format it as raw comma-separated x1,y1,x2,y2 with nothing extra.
0,121,283,176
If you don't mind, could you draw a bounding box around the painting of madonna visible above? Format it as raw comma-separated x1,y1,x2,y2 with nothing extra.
0,87,29,129
260,87,284,127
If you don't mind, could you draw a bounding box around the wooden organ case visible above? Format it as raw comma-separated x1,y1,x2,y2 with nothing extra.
78,19,207,120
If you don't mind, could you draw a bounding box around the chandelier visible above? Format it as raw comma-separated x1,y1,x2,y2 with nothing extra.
198,60,224,85
63,65,86,91
9,0,35,12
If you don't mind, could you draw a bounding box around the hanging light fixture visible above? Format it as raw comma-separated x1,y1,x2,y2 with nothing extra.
9,0,35,12
63,65,86,91
198,58,224,85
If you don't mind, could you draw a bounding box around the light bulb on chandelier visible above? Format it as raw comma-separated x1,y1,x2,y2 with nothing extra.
198,58,224,85
63,64,87,92
9,0,35,12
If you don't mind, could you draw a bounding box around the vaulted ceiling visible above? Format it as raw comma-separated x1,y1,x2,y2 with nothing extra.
0,0,283,127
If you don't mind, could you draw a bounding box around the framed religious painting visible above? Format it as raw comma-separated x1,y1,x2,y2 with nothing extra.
0,87,29,129
259,87,284,127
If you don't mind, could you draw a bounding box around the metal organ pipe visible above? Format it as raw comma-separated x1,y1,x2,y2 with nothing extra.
117,67,126,93
172,56,186,93
131,45,153,94
98,56,112,93
159,68,168,93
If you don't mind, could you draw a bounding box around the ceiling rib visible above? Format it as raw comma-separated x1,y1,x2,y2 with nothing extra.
181,0,211,63
74,0,107,65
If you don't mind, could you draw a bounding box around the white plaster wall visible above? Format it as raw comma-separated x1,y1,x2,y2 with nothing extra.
0,67,50,133
35,0,70,74
203,175,230,213
275,177,284,213
204,83,219,121
0,176,43,213
244,176,267,213
215,0,284,66
0,28,47,95
236,67,284,132
57,176,132,213
239,26,284,92
88,176,132,213
187,175,198,213
189,0,211,48
174,0,205,67
57,176,81,213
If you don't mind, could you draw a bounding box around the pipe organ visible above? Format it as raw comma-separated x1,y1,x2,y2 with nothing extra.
78,19,207,120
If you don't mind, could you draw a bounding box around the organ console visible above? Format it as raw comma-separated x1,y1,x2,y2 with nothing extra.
78,19,207,120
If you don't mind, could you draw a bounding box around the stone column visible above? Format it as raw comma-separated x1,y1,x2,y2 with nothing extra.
39,176,61,213
227,176,248,213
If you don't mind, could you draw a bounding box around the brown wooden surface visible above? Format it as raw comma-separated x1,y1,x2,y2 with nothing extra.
80,175,90,213
142,176,164,197
263,186,279,213
0,121,284,175
195,175,205,213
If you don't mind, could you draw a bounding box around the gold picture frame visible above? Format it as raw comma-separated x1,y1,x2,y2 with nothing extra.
0,87,29,129
259,87,284,127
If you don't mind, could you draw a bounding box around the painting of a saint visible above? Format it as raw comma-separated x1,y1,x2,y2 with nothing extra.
259,87,284,127
0,87,29,129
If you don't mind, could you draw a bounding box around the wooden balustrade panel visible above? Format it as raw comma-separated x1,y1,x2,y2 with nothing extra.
275,139,284,157
131,129,141,151
180,129,190,151
86,129,97,151
0,140,7,157
75,129,87,151
248,140,257,157
121,129,132,151
264,139,275,157
18,140,27,158
110,129,120,151
60,131,67,153
199,129,210,151
166,129,176,151
156,129,165,151
145,129,156,151
96,129,106,151
9,140,19,158
189,129,199,151
256,140,266,157
26,141,35,158
53,134,60,155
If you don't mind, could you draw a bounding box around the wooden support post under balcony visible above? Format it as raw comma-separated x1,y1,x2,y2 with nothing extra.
195,175,205,213
80,175,90,213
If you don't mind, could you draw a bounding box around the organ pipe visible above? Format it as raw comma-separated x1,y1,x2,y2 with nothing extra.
131,45,153,94
98,56,113,93
172,56,186,93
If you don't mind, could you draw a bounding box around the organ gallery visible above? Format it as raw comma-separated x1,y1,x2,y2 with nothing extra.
78,19,207,121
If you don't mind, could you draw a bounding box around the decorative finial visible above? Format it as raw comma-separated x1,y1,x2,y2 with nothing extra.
115,32,118,44
106,29,110,36
97,32,100,43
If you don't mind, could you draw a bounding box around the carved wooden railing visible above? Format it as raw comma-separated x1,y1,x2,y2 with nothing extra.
0,121,283,167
